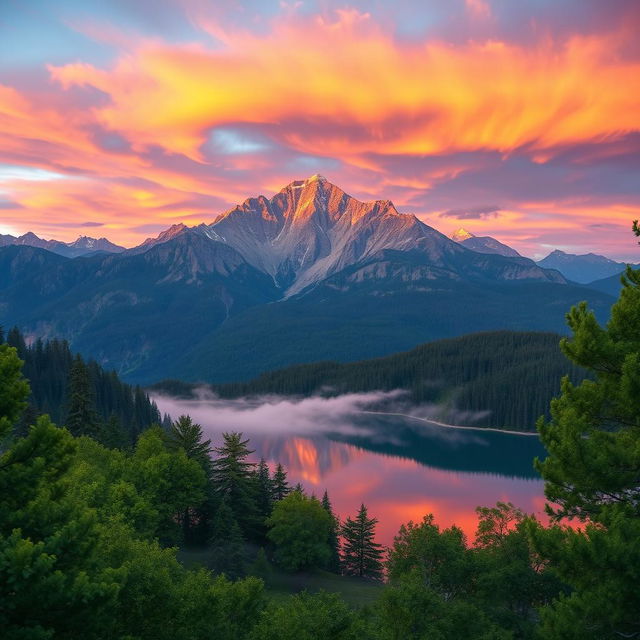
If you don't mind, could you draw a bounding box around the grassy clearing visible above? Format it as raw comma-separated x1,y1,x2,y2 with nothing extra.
177,547,383,608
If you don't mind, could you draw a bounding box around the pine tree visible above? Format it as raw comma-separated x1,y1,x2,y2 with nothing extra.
211,432,258,539
65,354,100,438
101,413,129,450
166,415,214,544
167,415,212,477
271,462,291,501
321,490,341,573
210,499,247,579
254,458,273,531
530,264,640,638
341,503,384,580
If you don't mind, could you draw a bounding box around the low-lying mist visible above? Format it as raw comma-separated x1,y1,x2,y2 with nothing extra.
152,388,492,445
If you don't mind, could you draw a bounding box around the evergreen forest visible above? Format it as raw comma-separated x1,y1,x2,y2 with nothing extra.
1,267,638,638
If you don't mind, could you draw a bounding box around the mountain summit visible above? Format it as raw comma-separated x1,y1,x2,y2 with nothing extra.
138,176,560,294
450,227,521,258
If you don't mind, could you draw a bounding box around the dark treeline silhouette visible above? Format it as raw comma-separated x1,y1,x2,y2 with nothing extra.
1,326,161,443
156,331,589,431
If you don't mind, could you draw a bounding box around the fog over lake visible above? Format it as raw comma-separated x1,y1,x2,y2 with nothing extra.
153,391,548,545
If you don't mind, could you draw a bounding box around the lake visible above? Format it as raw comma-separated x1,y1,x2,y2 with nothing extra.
154,392,548,546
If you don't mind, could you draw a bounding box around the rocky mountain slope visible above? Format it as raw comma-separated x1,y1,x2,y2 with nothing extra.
0,176,616,383
450,228,521,258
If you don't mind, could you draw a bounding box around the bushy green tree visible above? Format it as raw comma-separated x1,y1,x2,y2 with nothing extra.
341,504,384,580
249,591,366,640
474,503,562,638
531,265,640,638
386,514,473,599
0,417,121,638
254,458,274,541
375,572,511,640
130,427,208,545
266,491,333,571
0,343,29,440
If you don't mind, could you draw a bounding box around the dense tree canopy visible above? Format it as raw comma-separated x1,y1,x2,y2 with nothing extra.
266,491,333,572
532,265,640,639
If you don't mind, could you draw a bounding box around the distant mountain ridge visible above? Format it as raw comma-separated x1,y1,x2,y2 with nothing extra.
536,249,633,284
0,232,125,258
450,228,521,258
0,176,617,383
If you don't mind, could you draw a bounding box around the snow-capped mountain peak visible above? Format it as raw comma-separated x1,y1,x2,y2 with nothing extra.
451,228,475,242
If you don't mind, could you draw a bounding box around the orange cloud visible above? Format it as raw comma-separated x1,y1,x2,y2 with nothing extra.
1,8,639,252
48,12,640,162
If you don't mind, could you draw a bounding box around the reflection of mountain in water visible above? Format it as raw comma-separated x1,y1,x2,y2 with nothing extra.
325,415,546,479
249,414,545,481
254,435,363,483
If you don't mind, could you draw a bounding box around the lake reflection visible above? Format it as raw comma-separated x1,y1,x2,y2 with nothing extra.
154,394,548,545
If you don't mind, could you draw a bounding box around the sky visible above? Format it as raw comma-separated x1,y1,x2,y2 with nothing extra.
1,0,639,260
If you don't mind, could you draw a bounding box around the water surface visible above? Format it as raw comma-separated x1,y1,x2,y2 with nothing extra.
154,393,547,545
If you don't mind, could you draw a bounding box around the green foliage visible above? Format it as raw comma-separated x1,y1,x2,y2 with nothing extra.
248,547,273,583
532,264,640,638
210,499,248,579
66,354,101,438
167,415,213,476
266,491,333,571
249,591,366,640
0,416,121,639
271,463,291,501
322,490,342,573
254,458,274,538
0,343,265,639
130,427,208,545
386,515,473,599
4,327,161,445
474,504,563,637
341,504,384,580
212,432,259,538
374,572,511,640
0,343,29,440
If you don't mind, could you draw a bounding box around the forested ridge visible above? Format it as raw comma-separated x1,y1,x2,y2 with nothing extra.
1,326,161,444
157,331,589,431
1,267,638,638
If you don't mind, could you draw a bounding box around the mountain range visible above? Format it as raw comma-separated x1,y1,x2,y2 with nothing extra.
0,232,125,258
535,249,633,284
0,175,618,383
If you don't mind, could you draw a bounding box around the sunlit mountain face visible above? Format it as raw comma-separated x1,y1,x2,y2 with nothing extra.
1,1,639,261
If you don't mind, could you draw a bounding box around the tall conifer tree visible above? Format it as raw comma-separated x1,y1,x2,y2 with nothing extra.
321,490,341,573
271,462,291,501
65,354,100,438
211,432,258,538
341,503,384,580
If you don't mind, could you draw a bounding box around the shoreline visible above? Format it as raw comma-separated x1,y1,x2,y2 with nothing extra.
360,410,541,437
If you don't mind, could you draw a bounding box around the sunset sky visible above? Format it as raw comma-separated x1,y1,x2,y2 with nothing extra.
1,0,639,260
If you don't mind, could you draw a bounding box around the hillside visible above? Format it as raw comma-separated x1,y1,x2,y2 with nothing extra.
155,331,588,431
3,327,161,442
